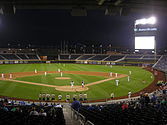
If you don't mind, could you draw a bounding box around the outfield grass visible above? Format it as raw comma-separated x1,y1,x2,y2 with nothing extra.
0,63,154,100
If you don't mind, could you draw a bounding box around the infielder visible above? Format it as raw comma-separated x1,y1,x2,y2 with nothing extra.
1,73,4,79
116,79,119,86
10,73,12,79
44,72,47,76
35,69,37,73
81,81,85,88
71,81,74,88
115,73,118,78
110,72,112,77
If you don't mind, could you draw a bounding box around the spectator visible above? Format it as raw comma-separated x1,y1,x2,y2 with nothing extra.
71,98,81,111
29,107,39,116
121,102,128,110
39,109,47,116
55,103,62,108
87,104,94,111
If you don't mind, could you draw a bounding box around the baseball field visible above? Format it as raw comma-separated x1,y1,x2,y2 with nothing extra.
0,63,154,101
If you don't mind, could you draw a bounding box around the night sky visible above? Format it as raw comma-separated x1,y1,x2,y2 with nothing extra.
0,10,167,49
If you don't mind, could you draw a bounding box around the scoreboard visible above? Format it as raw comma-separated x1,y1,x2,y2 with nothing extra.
134,17,157,50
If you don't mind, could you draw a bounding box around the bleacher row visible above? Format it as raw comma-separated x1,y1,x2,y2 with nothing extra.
0,54,39,60
0,54,162,62
59,54,161,62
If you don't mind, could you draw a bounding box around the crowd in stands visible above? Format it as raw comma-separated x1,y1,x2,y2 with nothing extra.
0,99,65,125
71,83,167,125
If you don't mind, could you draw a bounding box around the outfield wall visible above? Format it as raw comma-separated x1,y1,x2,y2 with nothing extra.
0,59,155,67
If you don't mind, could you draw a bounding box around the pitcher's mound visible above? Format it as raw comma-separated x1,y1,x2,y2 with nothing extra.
55,86,88,92
55,77,71,80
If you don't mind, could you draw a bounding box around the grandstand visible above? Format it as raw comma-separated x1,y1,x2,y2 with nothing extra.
153,55,167,72
77,55,95,60
88,55,109,61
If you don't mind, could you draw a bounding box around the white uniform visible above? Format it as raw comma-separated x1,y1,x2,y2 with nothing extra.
10,74,12,79
129,71,132,75
71,81,74,88
111,93,114,98
1,73,4,78
83,93,87,100
115,73,118,77
35,69,37,73
45,72,47,76
58,95,62,100
116,80,119,86
82,81,84,88
128,91,132,99
66,94,70,101
110,72,112,77
128,76,130,82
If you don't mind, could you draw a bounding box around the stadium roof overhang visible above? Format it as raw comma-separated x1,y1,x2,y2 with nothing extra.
0,0,167,16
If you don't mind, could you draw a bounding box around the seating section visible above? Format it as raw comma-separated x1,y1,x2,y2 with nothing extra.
27,54,39,60
153,55,167,72
0,55,5,60
123,55,161,63
89,55,109,61
0,54,20,60
47,55,58,60
104,55,124,61
77,55,95,60
125,55,143,59
17,54,28,60
142,55,161,61
77,89,167,125
60,55,70,60
0,54,40,60
69,55,81,60
0,103,65,125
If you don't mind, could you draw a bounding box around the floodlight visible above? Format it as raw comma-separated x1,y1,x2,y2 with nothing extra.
147,17,156,24
135,17,156,25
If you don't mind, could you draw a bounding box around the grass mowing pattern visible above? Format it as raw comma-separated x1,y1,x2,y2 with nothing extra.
0,64,154,100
